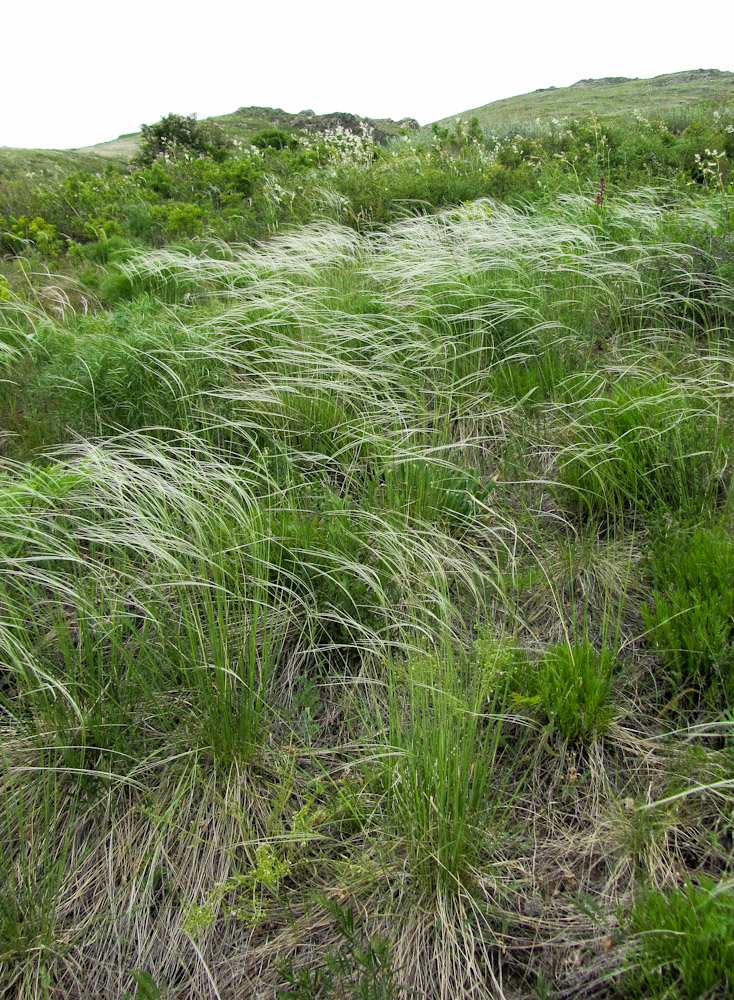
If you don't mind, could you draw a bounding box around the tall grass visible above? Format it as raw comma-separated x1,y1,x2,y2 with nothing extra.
1,190,733,998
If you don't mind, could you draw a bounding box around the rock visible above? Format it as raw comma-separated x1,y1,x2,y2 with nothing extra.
571,76,635,88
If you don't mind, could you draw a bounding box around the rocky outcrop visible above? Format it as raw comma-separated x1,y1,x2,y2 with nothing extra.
231,107,420,144
292,111,419,143
571,77,635,88
648,69,730,86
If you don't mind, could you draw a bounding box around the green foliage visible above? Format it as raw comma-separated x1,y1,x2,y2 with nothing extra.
643,524,734,712
508,640,616,742
11,302,225,436
557,379,729,518
137,112,231,165
266,490,401,652
184,845,291,934
371,646,510,894
122,970,165,1000
363,461,496,531
334,154,537,227
621,877,734,999
252,128,300,151
149,200,203,239
278,897,397,1000
0,214,63,258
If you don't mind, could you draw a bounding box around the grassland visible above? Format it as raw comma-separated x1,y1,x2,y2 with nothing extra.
1,89,734,1000
434,68,734,132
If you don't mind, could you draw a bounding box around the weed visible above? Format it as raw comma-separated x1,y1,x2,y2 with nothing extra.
278,897,398,1000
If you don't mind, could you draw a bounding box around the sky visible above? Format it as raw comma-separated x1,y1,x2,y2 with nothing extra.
3,0,733,149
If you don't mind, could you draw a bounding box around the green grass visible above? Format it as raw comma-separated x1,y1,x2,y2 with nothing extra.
505,639,617,743
622,877,734,999
434,68,734,132
1,162,734,999
643,524,734,712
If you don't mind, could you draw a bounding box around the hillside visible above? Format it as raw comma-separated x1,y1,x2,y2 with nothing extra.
9,67,731,164
1,71,734,1000
434,67,734,131
73,106,419,160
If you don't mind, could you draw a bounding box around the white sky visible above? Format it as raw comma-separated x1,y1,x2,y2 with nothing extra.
3,0,733,149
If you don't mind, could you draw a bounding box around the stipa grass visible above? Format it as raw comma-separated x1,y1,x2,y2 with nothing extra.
1,191,733,999
643,523,734,713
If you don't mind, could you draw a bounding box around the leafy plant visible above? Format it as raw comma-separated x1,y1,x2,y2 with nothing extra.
252,129,299,151
510,640,616,742
278,897,398,1000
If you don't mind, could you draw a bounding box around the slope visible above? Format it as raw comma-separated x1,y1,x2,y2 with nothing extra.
433,67,734,131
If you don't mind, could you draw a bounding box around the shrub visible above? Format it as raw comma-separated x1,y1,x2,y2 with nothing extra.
137,112,232,165
150,200,204,239
0,215,63,258
251,128,299,151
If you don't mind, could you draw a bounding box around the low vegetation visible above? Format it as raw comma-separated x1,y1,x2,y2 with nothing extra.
1,81,733,999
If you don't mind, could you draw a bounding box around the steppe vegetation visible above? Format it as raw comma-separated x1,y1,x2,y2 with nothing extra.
1,85,734,999
434,68,734,133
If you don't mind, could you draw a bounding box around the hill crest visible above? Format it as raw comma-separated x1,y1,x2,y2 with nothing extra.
433,67,734,132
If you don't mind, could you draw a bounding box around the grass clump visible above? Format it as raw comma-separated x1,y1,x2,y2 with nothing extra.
369,648,509,896
643,524,734,713
557,378,729,519
621,877,734,999
507,639,616,742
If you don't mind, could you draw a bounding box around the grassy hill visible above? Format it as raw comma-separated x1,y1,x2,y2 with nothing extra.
7,67,732,165
434,67,734,131
71,106,418,161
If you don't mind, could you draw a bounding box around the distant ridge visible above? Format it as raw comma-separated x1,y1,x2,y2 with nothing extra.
432,68,734,132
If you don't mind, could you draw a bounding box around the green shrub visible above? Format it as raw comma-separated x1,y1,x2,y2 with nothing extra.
252,129,299,151
150,200,204,239
0,214,63,259
621,877,734,999
137,112,231,165
643,525,734,712
83,235,137,265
